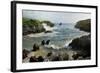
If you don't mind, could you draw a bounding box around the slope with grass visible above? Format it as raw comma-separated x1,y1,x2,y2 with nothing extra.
23,18,54,35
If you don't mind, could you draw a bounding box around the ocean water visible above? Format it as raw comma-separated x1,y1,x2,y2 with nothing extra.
23,23,89,50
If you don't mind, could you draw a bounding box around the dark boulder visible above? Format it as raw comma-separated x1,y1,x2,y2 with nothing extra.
72,53,80,60
51,56,60,61
46,40,50,45
32,44,40,51
37,56,44,62
69,35,91,57
29,56,38,62
51,55,62,61
62,53,69,60
47,52,52,57
23,49,30,59
41,40,45,45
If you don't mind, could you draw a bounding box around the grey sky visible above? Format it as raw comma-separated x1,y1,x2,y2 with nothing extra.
23,10,91,23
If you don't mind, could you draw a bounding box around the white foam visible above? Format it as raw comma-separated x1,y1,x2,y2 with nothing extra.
64,40,73,47
44,44,60,50
64,32,90,48
42,23,53,31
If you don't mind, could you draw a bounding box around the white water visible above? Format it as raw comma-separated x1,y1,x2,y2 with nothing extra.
64,32,89,48
26,31,59,37
42,23,53,31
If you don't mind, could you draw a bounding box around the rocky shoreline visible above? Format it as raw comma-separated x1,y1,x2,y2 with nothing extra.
69,34,91,57
23,19,91,63
68,19,91,58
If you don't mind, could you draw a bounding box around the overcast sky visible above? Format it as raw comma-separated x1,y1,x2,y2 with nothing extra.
23,10,91,23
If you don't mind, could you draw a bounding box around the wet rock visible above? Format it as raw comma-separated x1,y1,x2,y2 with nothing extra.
44,31,52,33
29,56,38,62
51,56,60,61
69,35,91,57
72,53,80,60
78,56,83,60
23,49,30,59
62,53,69,60
47,52,52,57
32,44,40,51
41,40,45,45
51,55,62,61
37,56,44,62
46,40,50,45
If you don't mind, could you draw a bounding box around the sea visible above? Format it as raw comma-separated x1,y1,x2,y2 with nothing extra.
23,23,89,50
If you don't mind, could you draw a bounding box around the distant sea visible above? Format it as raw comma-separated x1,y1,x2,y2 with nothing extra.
23,23,89,50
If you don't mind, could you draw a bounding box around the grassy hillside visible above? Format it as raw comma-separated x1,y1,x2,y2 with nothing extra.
22,18,54,35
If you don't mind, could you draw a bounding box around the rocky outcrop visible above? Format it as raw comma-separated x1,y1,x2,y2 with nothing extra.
75,19,91,32
29,56,44,62
37,56,44,62
69,35,91,57
23,49,30,59
61,53,69,60
23,18,45,35
29,56,38,62
23,18,54,35
69,19,91,58
32,43,40,51
41,21,54,27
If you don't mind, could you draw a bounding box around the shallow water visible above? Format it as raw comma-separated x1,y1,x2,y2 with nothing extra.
23,23,89,50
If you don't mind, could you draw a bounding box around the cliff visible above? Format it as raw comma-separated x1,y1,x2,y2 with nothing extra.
68,19,91,58
23,18,54,35
75,19,91,32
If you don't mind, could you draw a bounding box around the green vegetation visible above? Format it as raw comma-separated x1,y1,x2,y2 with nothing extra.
75,19,91,32
22,18,54,35
23,18,42,27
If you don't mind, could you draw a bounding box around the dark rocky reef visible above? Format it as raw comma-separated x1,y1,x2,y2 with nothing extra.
75,19,91,32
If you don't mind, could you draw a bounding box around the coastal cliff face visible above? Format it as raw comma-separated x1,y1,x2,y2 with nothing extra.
75,19,91,32
69,19,91,57
23,18,54,35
